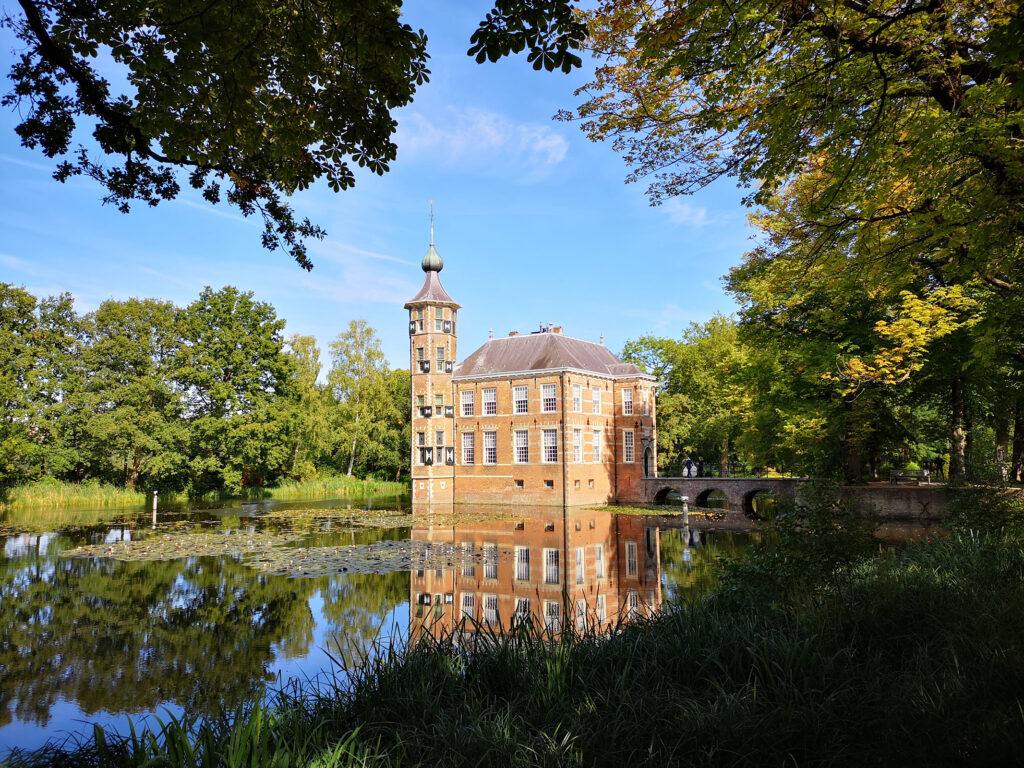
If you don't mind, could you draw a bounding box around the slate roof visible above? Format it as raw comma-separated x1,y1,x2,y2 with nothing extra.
405,271,460,308
453,332,652,379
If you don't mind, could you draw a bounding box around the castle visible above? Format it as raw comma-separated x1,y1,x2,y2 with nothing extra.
405,236,657,506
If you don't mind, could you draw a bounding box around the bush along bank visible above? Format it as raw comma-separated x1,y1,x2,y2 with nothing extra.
7,507,1024,767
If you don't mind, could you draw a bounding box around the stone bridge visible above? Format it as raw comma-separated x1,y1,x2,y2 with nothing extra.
636,476,807,517
633,476,957,520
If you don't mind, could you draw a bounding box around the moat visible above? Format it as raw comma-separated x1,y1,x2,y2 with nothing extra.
0,497,932,755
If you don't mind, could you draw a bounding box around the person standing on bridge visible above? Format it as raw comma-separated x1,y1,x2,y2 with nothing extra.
684,456,694,477
697,456,705,478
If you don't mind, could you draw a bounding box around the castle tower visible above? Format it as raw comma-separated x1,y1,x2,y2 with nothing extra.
405,226,460,505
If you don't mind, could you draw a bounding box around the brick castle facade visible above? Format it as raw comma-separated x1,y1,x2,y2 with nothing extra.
405,237,657,506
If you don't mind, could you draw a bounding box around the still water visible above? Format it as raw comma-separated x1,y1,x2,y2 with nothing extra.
0,497,755,754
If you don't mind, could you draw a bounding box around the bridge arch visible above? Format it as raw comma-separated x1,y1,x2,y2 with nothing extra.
742,488,780,519
653,487,684,504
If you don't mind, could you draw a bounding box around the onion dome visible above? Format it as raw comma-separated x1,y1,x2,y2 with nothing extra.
422,244,443,272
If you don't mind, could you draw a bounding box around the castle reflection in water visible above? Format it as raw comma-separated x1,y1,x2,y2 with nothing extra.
408,505,663,640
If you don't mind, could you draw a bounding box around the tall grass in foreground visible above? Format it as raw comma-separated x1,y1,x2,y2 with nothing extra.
8,530,1024,767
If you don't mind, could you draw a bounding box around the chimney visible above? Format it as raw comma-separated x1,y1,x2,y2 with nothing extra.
552,326,563,335
509,331,519,337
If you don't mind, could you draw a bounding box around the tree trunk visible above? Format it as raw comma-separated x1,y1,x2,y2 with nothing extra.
842,394,861,484
995,412,1010,465
346,434,357,476
719,435,729,478
949,375,967,484
1012,397,1024,484
346,410,362,477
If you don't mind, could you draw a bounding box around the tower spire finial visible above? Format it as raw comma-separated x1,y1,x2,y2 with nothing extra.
421,200,443,272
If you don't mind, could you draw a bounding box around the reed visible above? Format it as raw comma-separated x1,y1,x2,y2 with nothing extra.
8,529,1024,767
251,475,407,500
0,479,148,513
0,476,408,517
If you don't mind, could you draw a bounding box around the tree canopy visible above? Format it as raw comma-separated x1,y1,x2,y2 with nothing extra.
3,0,587,268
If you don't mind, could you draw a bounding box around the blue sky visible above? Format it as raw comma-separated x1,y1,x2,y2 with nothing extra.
0,1,752,370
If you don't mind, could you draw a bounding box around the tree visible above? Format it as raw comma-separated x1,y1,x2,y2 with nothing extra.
0,284,42,488
569,0,1023,266
283,334,331,480
75,298,187,490
328,320,389,477
3,0,587,268
175,286,293,493
623,316,750,475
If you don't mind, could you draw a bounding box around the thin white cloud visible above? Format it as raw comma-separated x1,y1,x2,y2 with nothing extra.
662,199,712,227
137,266,204,292
0,252,26,269
397,107,568,182
0,154,53,173
309,239,415,267
173,198,250,224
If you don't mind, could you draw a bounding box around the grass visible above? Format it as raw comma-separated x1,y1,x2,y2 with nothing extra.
0,476,408,516
8,528,1024,767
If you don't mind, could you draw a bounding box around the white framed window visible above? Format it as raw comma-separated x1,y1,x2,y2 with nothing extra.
434,315,443,332
573,429,582,463
541,383,557,412
514,597,531,619
416,346,424,361
592,386,601,414
576,599,588,631
513,384,528,414
572,383,582,412
483,543,498,579
596,594,607,623
514,429,529,463
462,432,475,464
435,430,445,446
622,388,633,415
544,601,561,632
544,548,560,584
482,387,497,415
627,590,639,620
434,393,443,408
483,431,497,465
414,308,423,331
461,592,475,620
594,544,604,579
515,546,530,581
460,389,475,417
592,429,602,463
461,542,476,577
626,541,638,576
436,346,445,366
483,594,498,624
575,546,585,584
416,432,426,447
542,429,558,463
624,430,635,463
